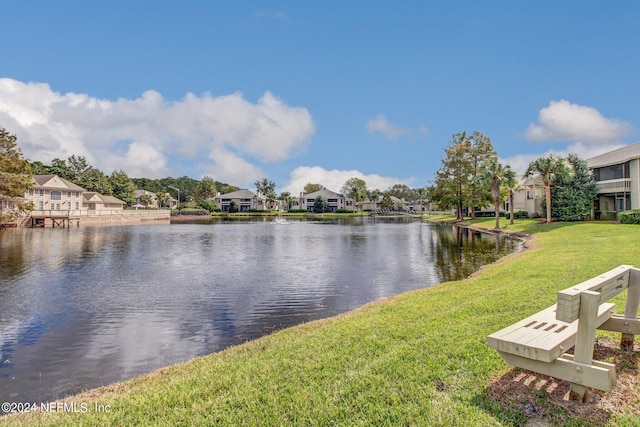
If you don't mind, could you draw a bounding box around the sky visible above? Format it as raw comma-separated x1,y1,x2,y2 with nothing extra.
1,1,639,195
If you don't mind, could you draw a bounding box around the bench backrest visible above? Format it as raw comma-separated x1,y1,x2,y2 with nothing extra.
556,265,632,323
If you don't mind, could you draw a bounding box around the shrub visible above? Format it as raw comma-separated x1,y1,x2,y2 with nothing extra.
197,199,218,213
176,208,210,216
336,209,354,213
504,209,528,219
618,209,640,224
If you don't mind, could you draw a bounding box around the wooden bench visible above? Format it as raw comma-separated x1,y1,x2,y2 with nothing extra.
487,265,640,401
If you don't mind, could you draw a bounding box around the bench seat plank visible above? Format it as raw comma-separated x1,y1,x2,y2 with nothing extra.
487,303,616,363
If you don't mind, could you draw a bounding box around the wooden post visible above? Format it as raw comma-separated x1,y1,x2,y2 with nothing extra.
622,269,640,350
569,290,600,401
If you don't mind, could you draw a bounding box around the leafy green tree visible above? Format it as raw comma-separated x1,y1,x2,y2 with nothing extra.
526,155,573,224
380,193,394,209
255,178,276,210
29,160,49,175
193,176,218,203
387,184,414,201
228,200,238,213
0,128,33,223
218,184,240,194
433,132,473,220
549,154,598,221
303,183,323,193
341,177,368,212
467,131,497,219
67,155,91,180
79,168,113,194
110,169,136,205
197,199,218,212
313,196,328,213
48,158,75,181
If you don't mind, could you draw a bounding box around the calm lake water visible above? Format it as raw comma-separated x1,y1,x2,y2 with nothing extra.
0,217,517,404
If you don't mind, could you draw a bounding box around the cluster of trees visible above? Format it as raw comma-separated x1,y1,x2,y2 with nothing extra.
1,129,33,223
431,131,517,228
430,130,599,227
526,154,598,223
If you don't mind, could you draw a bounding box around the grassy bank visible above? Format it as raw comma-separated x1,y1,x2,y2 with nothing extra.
3,220,639,425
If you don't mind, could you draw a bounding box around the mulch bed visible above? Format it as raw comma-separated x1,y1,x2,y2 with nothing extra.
487,337,640,425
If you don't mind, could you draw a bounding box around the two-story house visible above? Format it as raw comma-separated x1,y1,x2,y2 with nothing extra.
213,189,267,212
588,141,640,219
298,188,354,212
25,175,86,212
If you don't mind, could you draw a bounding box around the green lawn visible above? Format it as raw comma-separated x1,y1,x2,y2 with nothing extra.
3,219,639,426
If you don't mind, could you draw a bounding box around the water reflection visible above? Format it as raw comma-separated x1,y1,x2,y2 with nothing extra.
0,219,517,404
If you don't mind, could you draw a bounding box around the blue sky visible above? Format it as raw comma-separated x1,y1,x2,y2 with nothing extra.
1,1,639,194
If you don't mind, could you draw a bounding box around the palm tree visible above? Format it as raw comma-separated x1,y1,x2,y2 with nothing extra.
279,191,291,211
504,173,522,225
157,192,171,208
483,160,514,230
525,155,573,224
416,187,427,215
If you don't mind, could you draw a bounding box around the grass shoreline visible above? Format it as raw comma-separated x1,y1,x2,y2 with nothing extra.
2,218,639,425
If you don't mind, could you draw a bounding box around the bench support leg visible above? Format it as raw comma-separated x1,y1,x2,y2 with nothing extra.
622,269,640,350
570,290,600,401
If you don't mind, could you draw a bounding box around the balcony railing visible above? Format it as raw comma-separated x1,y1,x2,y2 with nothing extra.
596,178,631,193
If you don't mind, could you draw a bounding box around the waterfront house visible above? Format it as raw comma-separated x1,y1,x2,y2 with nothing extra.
134,189,159,208
298,188,354,212
213,189,267,212
588,141,640,219
83,192,126,211
20,174,133,227
24,175,86,211
503,175,544,218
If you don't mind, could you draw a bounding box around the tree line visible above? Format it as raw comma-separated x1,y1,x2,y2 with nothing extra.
429,131,598,228
2,126,598,223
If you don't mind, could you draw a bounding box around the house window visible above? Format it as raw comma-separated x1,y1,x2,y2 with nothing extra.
76,192,80,197
56,203,60,210
67,202,71,209
29,189,34,196
75,201,79,209
526,189,532,200
39,189,44,196
38,201,43,210
67,191,71,197
51,191,62,200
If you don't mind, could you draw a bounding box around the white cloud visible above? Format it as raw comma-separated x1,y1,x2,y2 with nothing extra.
525,100,634,144
366,114,427,142
501,142,626,175
0,78,315,182
281,166,414,195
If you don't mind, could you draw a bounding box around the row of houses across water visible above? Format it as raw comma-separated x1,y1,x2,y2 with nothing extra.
207,141,640,219
2,142,640,226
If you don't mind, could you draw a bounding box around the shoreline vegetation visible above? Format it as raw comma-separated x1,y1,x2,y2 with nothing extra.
2,218,639,426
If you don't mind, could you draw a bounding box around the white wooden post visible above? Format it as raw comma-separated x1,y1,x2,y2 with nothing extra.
569,290,600,401
622,268,640,349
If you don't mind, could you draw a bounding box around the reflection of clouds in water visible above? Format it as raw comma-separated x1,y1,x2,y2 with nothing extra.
82,312,217,378
0,219,517,403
